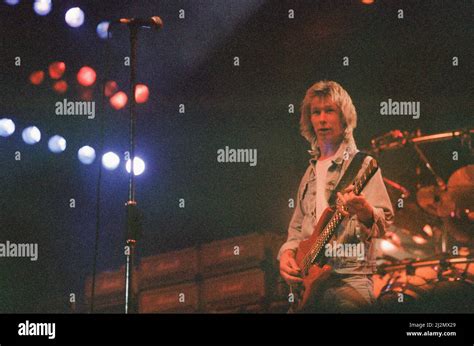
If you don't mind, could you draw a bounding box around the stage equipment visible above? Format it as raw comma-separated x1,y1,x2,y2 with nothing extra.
107,16,163,313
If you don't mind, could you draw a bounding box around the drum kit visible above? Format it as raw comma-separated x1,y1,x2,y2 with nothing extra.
369,128,474,312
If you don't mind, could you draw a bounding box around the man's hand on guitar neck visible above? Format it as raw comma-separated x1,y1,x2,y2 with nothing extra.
336,185,375,228
279,249,304,285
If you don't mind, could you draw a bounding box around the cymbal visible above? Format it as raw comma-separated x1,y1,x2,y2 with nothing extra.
416,165,474,218
416,185,452,217
445,165,474,218
448,165,474,189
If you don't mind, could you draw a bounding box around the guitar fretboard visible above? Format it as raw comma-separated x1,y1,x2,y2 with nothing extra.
301,158,378,274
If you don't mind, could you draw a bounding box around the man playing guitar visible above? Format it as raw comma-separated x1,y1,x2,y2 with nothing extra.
279,80,394,312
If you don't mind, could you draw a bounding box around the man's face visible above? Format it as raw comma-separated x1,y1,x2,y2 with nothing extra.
310,96,345,147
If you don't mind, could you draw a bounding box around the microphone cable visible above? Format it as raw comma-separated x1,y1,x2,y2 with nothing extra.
90,27,113,313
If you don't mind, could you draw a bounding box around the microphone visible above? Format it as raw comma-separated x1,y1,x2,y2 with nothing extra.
113,16,163,29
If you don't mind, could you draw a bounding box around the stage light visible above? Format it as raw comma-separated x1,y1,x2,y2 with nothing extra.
468,211,474,223
102,152,120,170
33,0,52,16
125,157,145,176
22,126,41,145
110,91,128,110
48,61,66,79
0,118,15,137
4,0,20,5
104,80,118,97
78,145,96,164
135,84,149,104
422,224,433,237
361,0,375,4
48,135,66,153
412,235,428,245
29,70,45,85
380,239,397,253
77,66,96,87
53,80,68,94
96,21,110,39
65,7,84,28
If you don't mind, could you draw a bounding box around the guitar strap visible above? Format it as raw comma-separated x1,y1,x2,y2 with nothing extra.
327,151,369,207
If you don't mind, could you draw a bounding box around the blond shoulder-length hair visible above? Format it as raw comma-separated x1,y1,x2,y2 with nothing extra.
300,80,357,152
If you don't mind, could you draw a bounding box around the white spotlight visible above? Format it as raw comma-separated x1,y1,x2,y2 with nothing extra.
125,157,145,176
33,0,52,16
0,118,15,137
102,152,120,170
65,7,84,28
22,126,41,144
78,146,96,165
48,135,66,153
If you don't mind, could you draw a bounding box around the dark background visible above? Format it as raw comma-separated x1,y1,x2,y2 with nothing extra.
0,0,472,312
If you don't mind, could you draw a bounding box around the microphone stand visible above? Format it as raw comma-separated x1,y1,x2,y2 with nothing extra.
110,17,162,314
124,25,140,314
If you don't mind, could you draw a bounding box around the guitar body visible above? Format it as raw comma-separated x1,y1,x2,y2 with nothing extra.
291,208,335,312
291,261,333,312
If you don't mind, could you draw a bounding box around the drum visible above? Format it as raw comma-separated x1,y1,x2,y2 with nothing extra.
374,256,474,312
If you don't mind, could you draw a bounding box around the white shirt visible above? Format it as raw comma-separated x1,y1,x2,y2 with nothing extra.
315,158,333,223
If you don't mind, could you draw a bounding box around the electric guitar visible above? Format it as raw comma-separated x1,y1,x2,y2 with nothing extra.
289,157,379,312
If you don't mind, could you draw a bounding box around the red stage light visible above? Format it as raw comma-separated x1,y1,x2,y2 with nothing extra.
135,84,149,104
49,61,66,79
110,91,128,110
77,66,97,87
29,70,45,85
361,0,374,4
104,80,118,97
53,80,68,94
